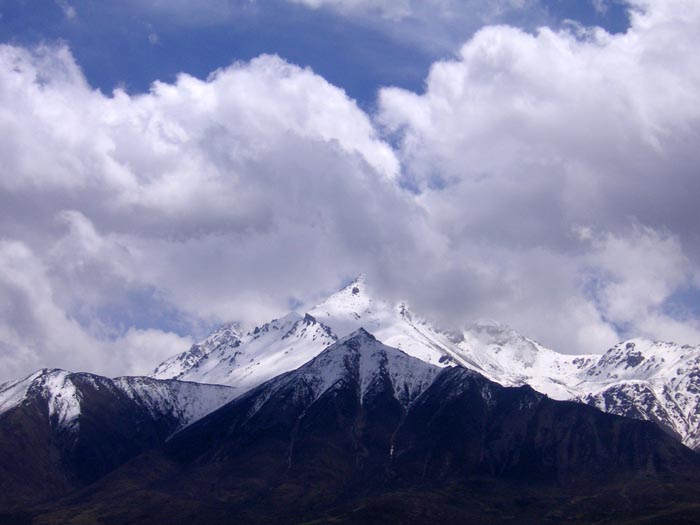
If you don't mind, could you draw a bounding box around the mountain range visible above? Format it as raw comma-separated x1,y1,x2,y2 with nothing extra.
2,276,700,523
153,276,700,450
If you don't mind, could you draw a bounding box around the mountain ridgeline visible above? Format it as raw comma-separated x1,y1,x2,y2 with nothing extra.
153,276,700,450
2,277,700,523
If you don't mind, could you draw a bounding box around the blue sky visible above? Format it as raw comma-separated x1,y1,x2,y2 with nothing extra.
1,0,630,106
0,0,699,380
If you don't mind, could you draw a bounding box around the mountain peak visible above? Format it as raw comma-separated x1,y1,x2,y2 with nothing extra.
348,273,367,287
340,327,376,345
315,274,372,309
251,330,440,411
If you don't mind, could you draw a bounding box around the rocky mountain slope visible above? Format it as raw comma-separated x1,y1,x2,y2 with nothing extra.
29,331,700,525
0,369,234,509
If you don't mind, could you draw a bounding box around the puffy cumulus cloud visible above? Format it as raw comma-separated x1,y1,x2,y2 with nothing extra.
1,0,700,381
377,0,700,351
0,43,440,381
583,227,700,343
0,240,193,380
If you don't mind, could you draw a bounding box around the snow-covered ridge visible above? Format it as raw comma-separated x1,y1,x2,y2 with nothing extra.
151,311,337,394
152,322,243,380
112,376,236,430
0,368,236,433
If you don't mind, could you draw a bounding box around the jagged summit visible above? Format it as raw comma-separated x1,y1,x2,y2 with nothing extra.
152,310,337,392
152,322,244,381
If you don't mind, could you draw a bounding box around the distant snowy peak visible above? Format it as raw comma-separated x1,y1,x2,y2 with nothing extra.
309,276,462,367
308,275,376,335
454,319,598,398
156,276,580,398
0,369,235,433
152,322,243,380
584,338,700,381
250,311,301,335
307,277,591,389
577,338,700,449
152,312,338,392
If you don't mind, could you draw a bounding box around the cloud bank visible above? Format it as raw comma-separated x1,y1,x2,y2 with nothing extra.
0,0,699,381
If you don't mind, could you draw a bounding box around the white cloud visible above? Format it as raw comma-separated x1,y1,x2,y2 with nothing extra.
0,44,433,380
592,0,608,14
288,0,412,20
286,0,547,54
376,0,700,349
1,0,700,381
55,0,77,20
288,0,537,21
0,240,192,380
584,228,700,342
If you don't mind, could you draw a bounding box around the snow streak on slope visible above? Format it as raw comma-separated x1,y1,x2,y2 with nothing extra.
113,377,236,430
0,369,83,430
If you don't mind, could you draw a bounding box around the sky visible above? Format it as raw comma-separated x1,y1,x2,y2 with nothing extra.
0,0,699,381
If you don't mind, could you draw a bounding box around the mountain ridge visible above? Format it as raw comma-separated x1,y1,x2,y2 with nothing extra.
25,329,700,524
151,277,700,449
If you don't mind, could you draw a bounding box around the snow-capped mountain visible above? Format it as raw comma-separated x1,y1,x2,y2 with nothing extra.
92,329,694,525
150,277,700,450
308,275,462,366
5,329,700,524
149,277,461,396
308,276,600,399
153,276,596,399
169,328,694,484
